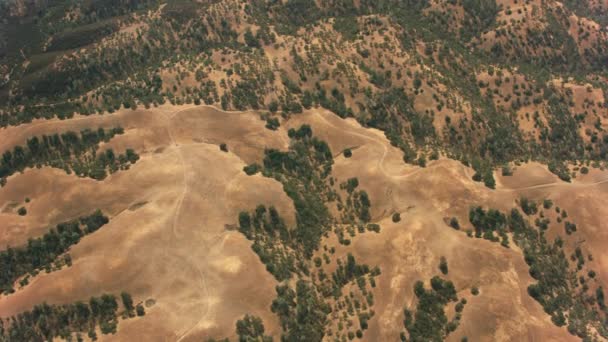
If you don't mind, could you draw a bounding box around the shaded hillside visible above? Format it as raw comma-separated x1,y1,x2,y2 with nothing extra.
0,0,606,187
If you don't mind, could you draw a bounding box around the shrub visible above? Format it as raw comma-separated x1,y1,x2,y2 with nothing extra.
343,148,352,158
449,217,460,230
220,143,228,152
417,155,427,167
121,292,134,316
564,221,577,235
136,304,145,316
519,197,538,216
268,101,279,113
243,163,261,175
367,224,381,233
265,117,280,130
392,212,401,223
244,29,260,48
439,257,448,275
17,207,27,216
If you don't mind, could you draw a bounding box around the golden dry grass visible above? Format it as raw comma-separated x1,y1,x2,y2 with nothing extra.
0,105,606,341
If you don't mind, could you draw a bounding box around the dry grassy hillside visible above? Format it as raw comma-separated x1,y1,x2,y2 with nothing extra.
0,105,606,341
1,0,608,341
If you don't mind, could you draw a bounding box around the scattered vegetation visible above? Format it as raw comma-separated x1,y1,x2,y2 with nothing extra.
237,126,381,340
465,203,608,339
236,314,272,342
0,211,109,294
1,0,606,186
402,276,463,341
0,127,138,185
0,292,139,340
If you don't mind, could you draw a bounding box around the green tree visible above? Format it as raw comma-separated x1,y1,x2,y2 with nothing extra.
244,29,260,48
439,257,448,275
236,314,271,342
121,292,134,316
392,213,401,223
449,217,460,230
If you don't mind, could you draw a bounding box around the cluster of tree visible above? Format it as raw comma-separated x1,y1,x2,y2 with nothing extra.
235,314,272,342
457,0,498,39
243,163,262,176
240,125,379,281
564,221,577,235
271,280,330,342
402,276,461,341
548,160,572,182
238,205,299,281
0,292,137,340
315,87,353,119
468,206,509,247
237,125,382,340
333,16,360,41
330,254,371,295
120,292,145,318
261,125,333,258
352,191,372,223
471,159,496,189
47,20,120,52
338,178,372,224
364,88,433,163
265,117,280,131
2,0,222,124
238,126,338,279
516,218,585,332
0,127,139,185
3,0,606,189
470,205,608,338
519,197,538,216
66,0,160,26
0,211,109,294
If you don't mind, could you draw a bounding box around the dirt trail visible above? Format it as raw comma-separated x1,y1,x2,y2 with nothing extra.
314,111,402,178
161,107,212,342
504,177,608,191
167,105,258,342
